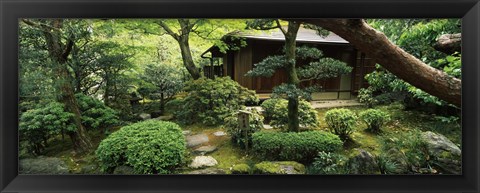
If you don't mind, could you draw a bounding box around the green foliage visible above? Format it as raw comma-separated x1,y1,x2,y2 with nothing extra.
19,102,75,154
261,98,319,130
325,108,357,140
379,130,430,173
95,120,186,174
307,151,346,174
142,63,185,101
224,108,264,148
376,154,399,174
365,19,461,107
164,98,185,115
359,109,390,133
75,94,119,130
252,131,343,163
177,77,259,126
231,163,251,174
357,88,377,107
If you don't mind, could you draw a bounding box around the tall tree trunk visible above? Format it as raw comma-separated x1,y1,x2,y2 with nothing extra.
296,19,461,107
285,21,301,132
178,35,201,80
30,19,92,153
157,19,201,80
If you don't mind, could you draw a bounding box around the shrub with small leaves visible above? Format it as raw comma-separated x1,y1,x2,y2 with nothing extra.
325,108,357,140
307,151,347,174
359,109,390,133
358,88,377,107
19,101,76,154
252,131,342,163
176,77,259,126
95,120,186,174
75,93,119,130
261,98,319,130
224,108,264,148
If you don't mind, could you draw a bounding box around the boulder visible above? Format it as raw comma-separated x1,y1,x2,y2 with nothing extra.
113,165,135,174
189,156,218,168
139,113,151,120
186,133,209,147
347,149,380,174
19,157,69,174
193,145,217,155
421,131,461,174
254,161,305,174
213,131,227,137
187,168,226,174
231,163,251,174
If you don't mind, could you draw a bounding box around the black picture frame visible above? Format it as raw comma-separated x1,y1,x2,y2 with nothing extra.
1,0,479,192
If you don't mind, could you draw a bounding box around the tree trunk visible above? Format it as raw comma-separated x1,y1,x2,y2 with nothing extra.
160,92,165,113
285,21,301,132
39,19,92,153
297,19,461,107
178,35,201,80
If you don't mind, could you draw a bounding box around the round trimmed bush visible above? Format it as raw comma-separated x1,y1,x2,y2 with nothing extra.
95,120,186,174
252,131,342,163
359,109,390,133
261,98,319,130
176,77,259,126
325,108,357,140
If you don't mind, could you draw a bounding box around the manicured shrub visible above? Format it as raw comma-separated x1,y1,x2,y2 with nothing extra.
261,98,319,130
176,77,259,126
252,131,343,163
75,93,119,130
359,109,390,133
96,120,186,174
325,108,357,140
307,151,347,174
224,108,264,148
19,101,76,154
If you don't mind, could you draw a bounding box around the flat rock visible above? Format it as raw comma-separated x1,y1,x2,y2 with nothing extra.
193,145,217,155
186,133,209,147
213,131,227,137
139,113,151,120
187,168,226,174
182,130,192,136
263,124,273,130
19,157,69,174
189,156,218,168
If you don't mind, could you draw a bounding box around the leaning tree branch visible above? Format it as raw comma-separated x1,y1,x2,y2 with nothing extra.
294,19,461,107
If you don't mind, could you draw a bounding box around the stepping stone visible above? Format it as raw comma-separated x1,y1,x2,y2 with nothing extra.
263,124,273,130
193,145,217,155
186,133,209,147
213,131,227,137
189,156,218,168
139,113,151,120
182,130,192,136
